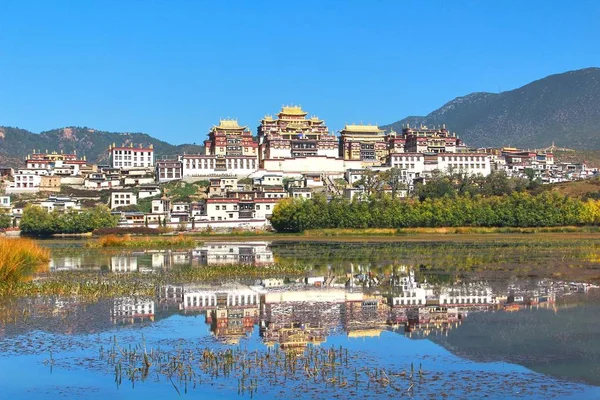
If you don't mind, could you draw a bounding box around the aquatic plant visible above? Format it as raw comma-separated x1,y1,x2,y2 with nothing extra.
87,234,197,249
100,338,426,397
0,238,50,283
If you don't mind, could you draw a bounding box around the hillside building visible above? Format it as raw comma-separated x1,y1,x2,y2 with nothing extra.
204,119,258,157
400,124,464,153
109,143,154,169
258,106,338,163
339,124,387,161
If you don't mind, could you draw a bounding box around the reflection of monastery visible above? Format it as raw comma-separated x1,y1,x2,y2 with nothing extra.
193,242,274,265
158,275,585,346
111,297,155,324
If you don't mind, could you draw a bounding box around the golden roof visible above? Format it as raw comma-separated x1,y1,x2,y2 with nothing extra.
215,119,246,130
280,106,307,116
342,124,384,134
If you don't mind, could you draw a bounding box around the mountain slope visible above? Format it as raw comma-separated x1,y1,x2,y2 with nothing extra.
382,67,600,149
0,126,203,168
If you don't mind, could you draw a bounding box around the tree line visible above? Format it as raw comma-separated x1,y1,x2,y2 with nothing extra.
270,191,600,232
20,205,118,236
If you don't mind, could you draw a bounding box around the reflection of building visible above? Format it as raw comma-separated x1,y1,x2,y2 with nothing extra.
210,306,259,344
343,296,388,336
110,256,138,272
182,285,261,311
194,242,274,265
439,284,495,306
264,323,326,350
49,257,85,271
403,306,462,336
111,297,155,324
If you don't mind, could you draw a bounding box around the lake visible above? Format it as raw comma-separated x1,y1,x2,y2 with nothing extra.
2,237,600,399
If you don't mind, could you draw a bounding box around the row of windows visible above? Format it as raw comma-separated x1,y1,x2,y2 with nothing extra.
113,150,153,155
441,156,485,162
114,162,153,167
393,156,422,162
214,204,271,211
448,163,484,169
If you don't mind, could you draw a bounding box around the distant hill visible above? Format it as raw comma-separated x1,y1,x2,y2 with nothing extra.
0,126,204,168
382,67,600,149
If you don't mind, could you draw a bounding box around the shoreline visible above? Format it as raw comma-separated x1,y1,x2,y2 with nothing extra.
42,226,600,245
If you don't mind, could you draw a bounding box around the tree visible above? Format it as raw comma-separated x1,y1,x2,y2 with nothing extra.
354,169,385,196
0,211,11,229
20,205,118,236
381,168,406,199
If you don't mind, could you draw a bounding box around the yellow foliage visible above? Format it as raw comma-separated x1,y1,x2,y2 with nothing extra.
0,238,50,283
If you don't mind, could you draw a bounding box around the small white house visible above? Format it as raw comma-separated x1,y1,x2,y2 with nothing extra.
0,196,10,209
138,185,161,199
111,190,137,209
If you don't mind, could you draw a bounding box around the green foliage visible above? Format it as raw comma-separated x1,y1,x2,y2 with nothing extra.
416,171,535,201
271,191,597,232
20,205,119,236
0,211,11,229
162,181,207,202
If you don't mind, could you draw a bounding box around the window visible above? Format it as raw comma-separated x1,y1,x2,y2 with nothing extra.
256,205,260,210
229,213,233,218
216,205,220,210
266,205,271,210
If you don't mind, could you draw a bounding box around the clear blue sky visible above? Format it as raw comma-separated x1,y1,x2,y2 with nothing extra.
1,0,599,144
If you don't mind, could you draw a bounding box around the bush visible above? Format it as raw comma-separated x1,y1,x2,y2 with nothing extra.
20,205,118,236
92,227,161,236
270,192,597,232
0,211,11,229
0,238,50,283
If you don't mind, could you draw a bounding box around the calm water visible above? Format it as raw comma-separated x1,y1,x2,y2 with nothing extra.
2,239,600,399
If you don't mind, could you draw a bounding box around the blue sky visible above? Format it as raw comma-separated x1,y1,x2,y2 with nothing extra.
1,0,599,144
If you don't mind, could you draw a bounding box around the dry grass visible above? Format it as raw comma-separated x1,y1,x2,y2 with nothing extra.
89,234,197,248
0,238,50,283
303,228,397,237
546,178,600,198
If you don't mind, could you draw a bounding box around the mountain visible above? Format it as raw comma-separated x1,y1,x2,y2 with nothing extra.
0,126,204,168
382,67,600,149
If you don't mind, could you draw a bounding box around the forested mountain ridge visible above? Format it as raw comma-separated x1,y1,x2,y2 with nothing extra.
382,68,600,149
0,126,203,168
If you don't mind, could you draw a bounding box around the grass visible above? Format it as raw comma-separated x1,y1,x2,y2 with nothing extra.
301,226,600,237
303,228,398,237
0,262,307,299
0,238,50,283
87,234,198,249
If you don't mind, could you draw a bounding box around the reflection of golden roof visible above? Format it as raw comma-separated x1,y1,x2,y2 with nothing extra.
215,119,246,130
347,329,382,338
342,124,384,134
280,106,307,116
220,336,242,345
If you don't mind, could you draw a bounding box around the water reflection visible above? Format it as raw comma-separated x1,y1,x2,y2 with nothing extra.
49,241,276,272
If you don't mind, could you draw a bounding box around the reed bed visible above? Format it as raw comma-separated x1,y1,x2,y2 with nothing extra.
87,234,197,249
0,238,50,283
0,262,306,299
100,337,424,397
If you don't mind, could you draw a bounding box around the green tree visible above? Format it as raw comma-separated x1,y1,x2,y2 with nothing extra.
0,211,11,229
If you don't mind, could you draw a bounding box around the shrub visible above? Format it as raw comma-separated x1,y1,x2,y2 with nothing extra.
93,227,160,236
0,238,50,283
